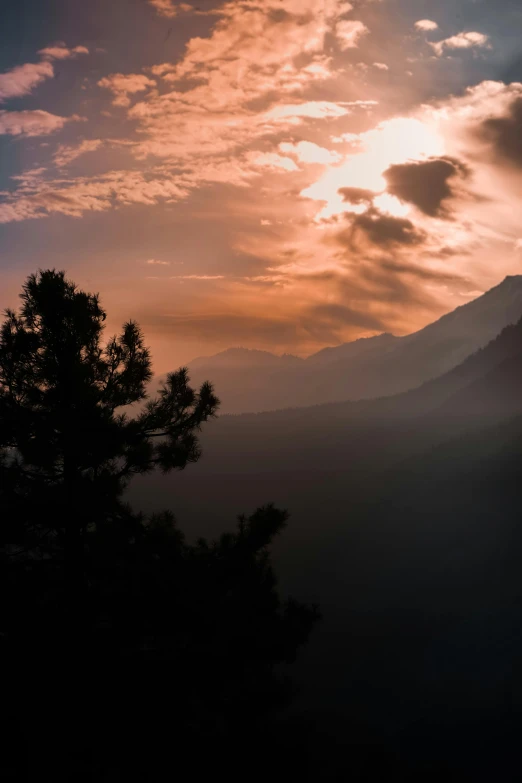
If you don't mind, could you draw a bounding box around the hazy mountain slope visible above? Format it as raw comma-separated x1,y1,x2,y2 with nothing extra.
437,353,522,417
165,315,522,480
153,347,303,413
365,315,522,419
128,318,522,781
305,332,399,366
183,276,522,413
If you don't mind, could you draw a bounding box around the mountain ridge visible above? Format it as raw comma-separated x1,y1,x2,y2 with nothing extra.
153,275,522,414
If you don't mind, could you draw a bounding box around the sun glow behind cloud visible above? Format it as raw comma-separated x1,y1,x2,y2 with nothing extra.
302,118,444,219
0,0,521,364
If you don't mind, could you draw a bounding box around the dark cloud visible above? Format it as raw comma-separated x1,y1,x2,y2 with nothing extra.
354,262,452,309
296,262,458,324
139,302,385,349
338,187,376,205
324,210,470,325
341,208,427,249
477,96,522,167
308,302,385,331
383,157,469,217
139,311,302,344
267,8,294,23
378,259,467,284
426,245,472,259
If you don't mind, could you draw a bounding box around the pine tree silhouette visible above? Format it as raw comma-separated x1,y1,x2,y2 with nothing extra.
0,270,319,781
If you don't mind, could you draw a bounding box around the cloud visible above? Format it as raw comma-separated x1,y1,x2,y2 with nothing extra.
428,80,522,129
140,275,396,350
142,310,306,347
308,302,384,330
344,208,427,248
336,20,369,50
0,109,74,137
0,61,54,101
424,82,522,191
2,1,520,361
148,0,192,17
431,31,491,57
378,259,467,284
165,1,345,83
171,275,225,280
263,101,351,121
415,20,438,32
9,168,47,186
37,45,89,60
476,96,522,167
249,152,299,171
53,139,103,167
373,62,389,70
125,1,365,168
339,187,375,204
97,73,156,107
279,141,341,164
0,45,88,102
294,80,522,343
302,117,444,219
264,259,466,346
331,132,364,144
0,169,189,223
383,157,469,217
7,0,363,235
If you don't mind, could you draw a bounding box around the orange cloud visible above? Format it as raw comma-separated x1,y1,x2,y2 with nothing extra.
249,153,300,172
127,0,367,170
53,139,103,167
0,61,54,101
0,110,76,137
0,169,189,223
336,20,369,50
170,275,225,280
37,44,89,60
97,73,156,107
431,31,491,57
148,0,192,17
279,141,342,164
0,45,88,102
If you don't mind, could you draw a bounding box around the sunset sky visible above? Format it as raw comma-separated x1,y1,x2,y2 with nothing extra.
1,0,521,370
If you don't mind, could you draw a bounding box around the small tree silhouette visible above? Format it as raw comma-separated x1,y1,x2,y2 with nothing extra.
0,270,319,780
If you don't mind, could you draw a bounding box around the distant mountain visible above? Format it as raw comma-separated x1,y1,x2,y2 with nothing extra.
178,276,522,413
356,314,522,420
155,348,302,413
157,313,522,479
306,332,399,366
189,347,302,370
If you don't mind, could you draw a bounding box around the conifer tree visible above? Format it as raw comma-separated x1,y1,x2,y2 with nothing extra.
0,270,319,780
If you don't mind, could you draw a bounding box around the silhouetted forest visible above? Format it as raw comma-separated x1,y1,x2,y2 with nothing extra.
0,271,319,782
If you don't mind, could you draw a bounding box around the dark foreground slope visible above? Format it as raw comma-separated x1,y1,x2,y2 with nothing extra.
129,321,522,780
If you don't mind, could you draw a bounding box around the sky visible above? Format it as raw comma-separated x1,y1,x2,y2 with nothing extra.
1,0,521,370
